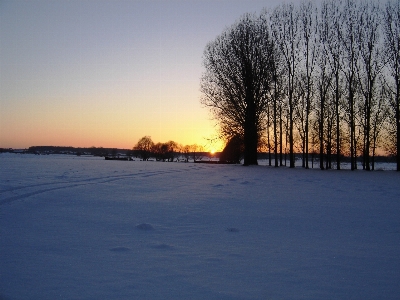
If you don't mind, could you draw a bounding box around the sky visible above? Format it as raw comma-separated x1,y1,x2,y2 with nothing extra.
1,0,300,151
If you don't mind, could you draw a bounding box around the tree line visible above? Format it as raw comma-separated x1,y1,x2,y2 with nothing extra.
133,136,207,162
201,0,399,170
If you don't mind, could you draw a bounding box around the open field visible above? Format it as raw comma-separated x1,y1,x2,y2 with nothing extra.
1,154,399,299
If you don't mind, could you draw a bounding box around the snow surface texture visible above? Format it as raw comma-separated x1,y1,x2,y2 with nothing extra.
1,154,399,300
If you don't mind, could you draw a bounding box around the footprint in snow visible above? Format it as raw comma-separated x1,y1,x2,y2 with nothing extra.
213,184,224,188
135,223,154,231
110,246,130,252
226,228,239,232
151,243,173,250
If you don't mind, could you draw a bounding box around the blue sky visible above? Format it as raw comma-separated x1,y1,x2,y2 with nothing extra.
1,0,300,150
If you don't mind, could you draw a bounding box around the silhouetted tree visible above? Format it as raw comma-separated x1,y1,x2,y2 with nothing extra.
182,145,191,162
152,141,178,162
134,136,154,161
262,10,285,167
165,140,179,161
356,0,384,170
152,142,166,161
371,79,390,170
383,0,400,171
199,0,396,170
191,144,204,161
324,0,344,170
270,3,301,168
341,0,360,170
219,135,243,163
316,9,332,170
300,1,318,169
201,13,275,165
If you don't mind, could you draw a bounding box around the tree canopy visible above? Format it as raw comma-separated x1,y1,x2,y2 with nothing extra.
201,14,275,165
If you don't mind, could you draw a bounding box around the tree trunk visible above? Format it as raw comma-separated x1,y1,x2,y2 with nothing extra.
319,93,325,170
335,73,341,170
350,88,356,170
243,97,258,166
280,107,284,166
267,105,272,166
372,133,377,171
396,81,400,171
289,95,295,168
243,125,258,166
274,80,279,167
362,72,374,171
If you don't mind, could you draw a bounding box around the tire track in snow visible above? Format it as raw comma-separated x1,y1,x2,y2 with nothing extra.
0,182,95,205
0,168,188,205
0,170,179,193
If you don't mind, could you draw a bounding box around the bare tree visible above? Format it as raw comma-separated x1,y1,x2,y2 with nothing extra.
152,140,178,162
355,0,384,170
270,4,301,168
219,134,243,163
165,140,179,162
181,145,191,162
200,0,396,170
271,53,280,167
383,0,400,171
201,14,275,165
272,54,285,167
324,0,344,169
371,79,390,170
152,142,165,161
340,0,360,170
293,75,307,166
300,1,318,169
325,92,337,169
316,1,334,170
266,104,272,166
191,144,205,162
134,136,154,161
263,10,286,167
383,89,398,157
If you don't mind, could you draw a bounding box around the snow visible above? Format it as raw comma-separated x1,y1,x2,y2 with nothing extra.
1,154,399,300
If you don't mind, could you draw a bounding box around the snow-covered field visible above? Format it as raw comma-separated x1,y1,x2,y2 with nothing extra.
1,154,399,300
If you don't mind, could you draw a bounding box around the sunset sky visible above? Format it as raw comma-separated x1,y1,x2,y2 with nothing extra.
1,0,304,151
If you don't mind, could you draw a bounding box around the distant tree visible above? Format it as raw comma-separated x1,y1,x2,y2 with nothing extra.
201,13,275,165
191,144,205,161
182,145,191,162
165,140,179,162
126,149,134,158
152,142,165,161
134,136,154,161
89,146,107,156
219,135,243,163
152,141,178,162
